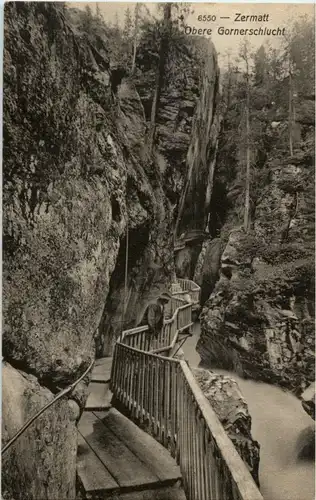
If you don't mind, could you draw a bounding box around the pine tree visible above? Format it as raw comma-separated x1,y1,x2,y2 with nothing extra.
123,7,133,41
96,3,102,20
131,3,141,74
254,45,267,86
82,5,93,33
239,40,251,232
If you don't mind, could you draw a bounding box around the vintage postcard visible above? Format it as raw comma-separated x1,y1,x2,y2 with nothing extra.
2,2,315,500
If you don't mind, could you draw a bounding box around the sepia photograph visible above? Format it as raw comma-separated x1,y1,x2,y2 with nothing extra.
2,2,315,500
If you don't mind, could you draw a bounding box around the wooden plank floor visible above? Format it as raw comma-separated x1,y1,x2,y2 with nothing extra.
85,357,113,411
91,357,113,383
77,409,183,498
79,357,186,498
85,382,112,411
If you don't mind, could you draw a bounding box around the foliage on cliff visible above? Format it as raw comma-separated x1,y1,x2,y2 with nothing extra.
199,15,315,393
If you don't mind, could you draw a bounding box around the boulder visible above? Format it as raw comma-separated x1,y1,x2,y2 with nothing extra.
295,425,315,461
192,367,260,486
2,362,77,500
301,382,316,420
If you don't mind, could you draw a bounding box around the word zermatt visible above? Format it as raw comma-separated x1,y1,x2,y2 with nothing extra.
234,13,270,22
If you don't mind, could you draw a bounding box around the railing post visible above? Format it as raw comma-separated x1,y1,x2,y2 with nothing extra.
110,278,262,500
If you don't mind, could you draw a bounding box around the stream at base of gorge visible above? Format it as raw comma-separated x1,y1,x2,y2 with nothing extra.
182,322,315,500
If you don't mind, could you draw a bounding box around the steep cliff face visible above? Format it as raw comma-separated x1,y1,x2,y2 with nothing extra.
97,35,221,356
2,362,78,500
174,60,222,277
3,3,220,498
197,100,315,394
176,39,221,236
3,3,125,496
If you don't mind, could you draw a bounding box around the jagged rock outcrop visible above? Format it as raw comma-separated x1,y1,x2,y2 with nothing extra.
301,382,316,420
97,37,221,356
198,142,315,393
193,237,223,305
192,368,260,485
2,362,78,500
3,3,220,498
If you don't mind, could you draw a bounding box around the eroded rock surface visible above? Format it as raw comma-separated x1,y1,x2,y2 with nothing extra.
193,367,260,485
301,383,316,420
3,3,221,498
2,362,77,500
198,148,315,394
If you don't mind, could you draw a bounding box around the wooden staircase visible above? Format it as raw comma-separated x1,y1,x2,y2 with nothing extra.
78,358,186,499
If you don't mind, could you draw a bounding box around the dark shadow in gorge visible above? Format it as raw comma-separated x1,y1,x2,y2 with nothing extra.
96,223,150,358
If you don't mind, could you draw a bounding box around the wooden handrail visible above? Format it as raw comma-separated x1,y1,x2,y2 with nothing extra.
178,362,263,500
110,279,263,500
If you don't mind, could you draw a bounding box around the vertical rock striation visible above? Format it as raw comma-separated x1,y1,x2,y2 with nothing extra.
97,37,222,356
197,100,315,394
3,3,221,498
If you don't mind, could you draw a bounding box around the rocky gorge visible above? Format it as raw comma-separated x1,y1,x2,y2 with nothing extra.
2,2,314,499
2,3,226,499
197,120,315,397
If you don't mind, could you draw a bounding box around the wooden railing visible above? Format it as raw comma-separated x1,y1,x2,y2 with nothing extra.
122,282,195,355
172,278,200,305
110,279,263,500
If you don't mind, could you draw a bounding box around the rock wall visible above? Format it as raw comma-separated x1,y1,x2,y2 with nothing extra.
194,237,223,305
97,35,221,356
192,368,260,486
2,362,78,500
177,39,222,236
3,3,124,495
198,120,315,393
3,3,220,497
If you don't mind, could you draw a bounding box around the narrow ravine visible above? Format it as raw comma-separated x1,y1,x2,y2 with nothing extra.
182,322,315,500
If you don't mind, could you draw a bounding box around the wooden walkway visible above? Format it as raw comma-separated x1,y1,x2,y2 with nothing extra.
85,358,113,412
174,230,208,251
78,279,262,500
79,357,186,499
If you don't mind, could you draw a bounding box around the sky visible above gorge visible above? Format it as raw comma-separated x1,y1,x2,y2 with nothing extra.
70,2,315,68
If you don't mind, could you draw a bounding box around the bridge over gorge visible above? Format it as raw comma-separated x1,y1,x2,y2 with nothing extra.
79,278,263,500
174,230,208,252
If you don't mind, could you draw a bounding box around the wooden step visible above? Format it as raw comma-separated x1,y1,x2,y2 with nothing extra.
85,382,112,411
78,411,159,491
91,357,113,383
105,484,187,499
77,433,119,493
77,409,183,497
94,409,181,483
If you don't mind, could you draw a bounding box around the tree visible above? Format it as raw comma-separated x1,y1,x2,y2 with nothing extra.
123,7,133,41
239,39,251,232
82,5,94,33
147,3,172,153
114,12,119,31
131,3,141,74
288,54,294,156
282,15,315,155
254,45,267,86
96,3,102,20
